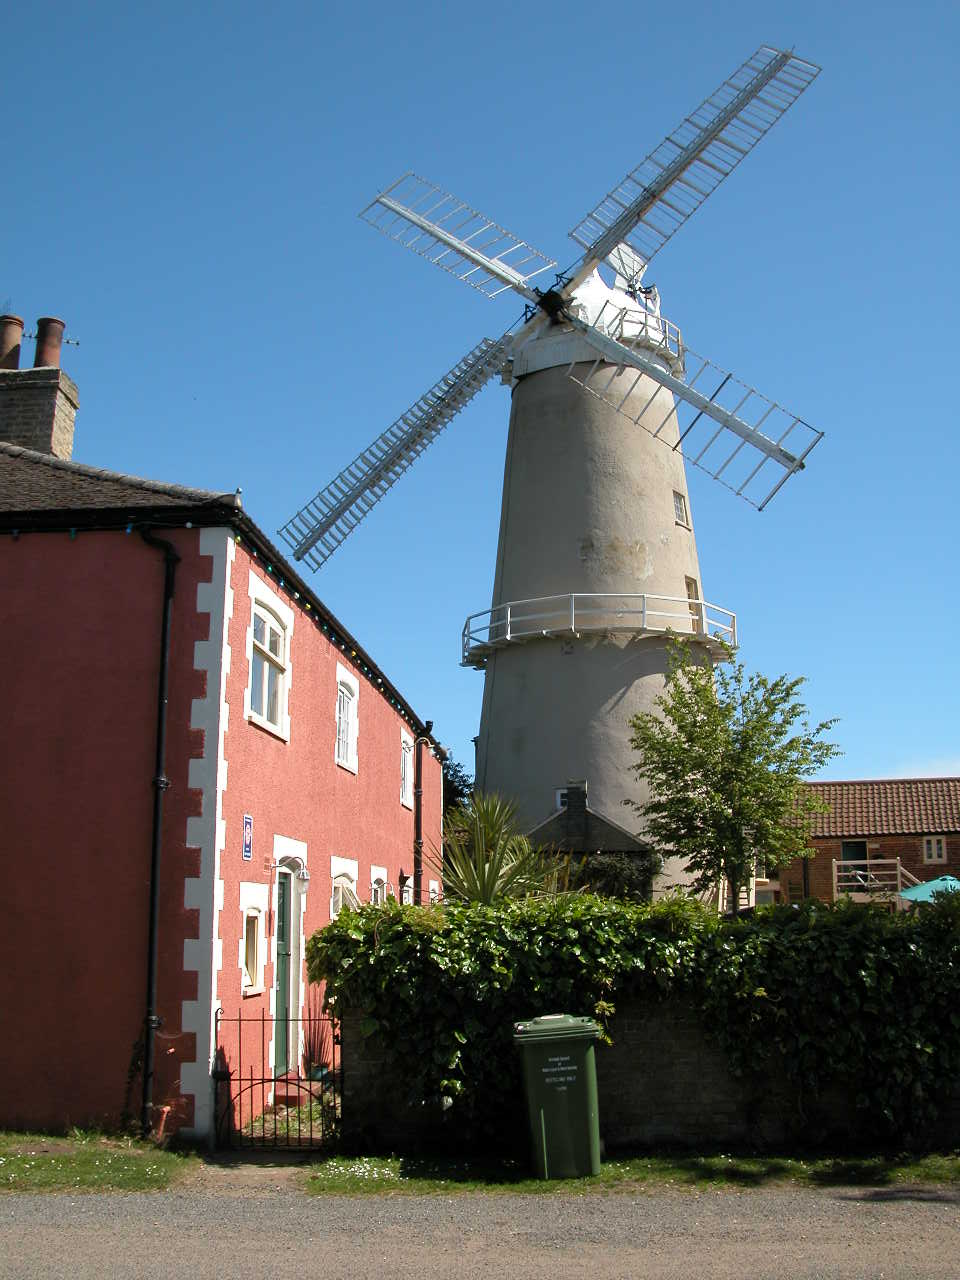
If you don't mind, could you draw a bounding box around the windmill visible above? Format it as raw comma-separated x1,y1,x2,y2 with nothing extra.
279,46,824,888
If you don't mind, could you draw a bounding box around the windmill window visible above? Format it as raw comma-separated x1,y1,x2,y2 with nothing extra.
335,664,359,773
685,576,703,634
400,730,414,809
923,836,948,864
673,491,689,526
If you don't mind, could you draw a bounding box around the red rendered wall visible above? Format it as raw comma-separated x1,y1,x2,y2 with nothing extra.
0,525,443,1135
215,543,443,1078
0,526,209,1131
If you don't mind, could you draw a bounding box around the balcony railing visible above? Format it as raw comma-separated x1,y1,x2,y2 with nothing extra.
833,859,921,905
461,592,737,667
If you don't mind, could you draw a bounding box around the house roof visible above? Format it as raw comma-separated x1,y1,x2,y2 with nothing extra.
0,441,239,513
0,441,435,739
806,778,960,838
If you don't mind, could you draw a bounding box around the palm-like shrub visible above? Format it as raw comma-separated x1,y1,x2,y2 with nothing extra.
431,791,573,904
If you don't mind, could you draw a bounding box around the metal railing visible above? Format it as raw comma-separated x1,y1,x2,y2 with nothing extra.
214,1008,340,1149
462,592,737,666
585,298,685,372
833,859,921,904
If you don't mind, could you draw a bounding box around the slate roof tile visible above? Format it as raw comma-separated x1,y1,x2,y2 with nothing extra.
0,441,237,513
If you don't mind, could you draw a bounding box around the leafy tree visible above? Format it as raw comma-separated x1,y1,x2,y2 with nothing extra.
441,754,473,817
627,640,840,911
429,791,574,905
574,851,659,902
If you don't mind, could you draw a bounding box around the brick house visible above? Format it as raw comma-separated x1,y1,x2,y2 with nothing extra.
764,778,960,906
0,315,443,1141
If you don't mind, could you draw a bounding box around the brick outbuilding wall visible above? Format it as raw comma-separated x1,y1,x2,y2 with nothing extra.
340,996,960,1154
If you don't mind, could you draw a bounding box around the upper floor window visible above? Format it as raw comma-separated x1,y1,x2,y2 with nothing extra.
400,731,414,809
335,664,359,773
923,835,948,864
251,606,286,729
370,877,386,905
673,490,689,527
245,571,294,741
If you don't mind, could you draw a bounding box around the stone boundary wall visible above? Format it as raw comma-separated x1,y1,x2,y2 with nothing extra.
340,997,960,1152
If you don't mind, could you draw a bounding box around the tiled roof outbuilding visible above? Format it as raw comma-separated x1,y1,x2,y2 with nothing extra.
806,778,960,838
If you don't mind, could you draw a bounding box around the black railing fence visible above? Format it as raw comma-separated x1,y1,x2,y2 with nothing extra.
213,1008,340,1149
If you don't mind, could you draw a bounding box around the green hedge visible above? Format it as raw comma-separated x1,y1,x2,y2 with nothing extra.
306,894,960,1148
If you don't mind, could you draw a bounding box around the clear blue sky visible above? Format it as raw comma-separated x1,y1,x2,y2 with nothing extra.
6,0,958,781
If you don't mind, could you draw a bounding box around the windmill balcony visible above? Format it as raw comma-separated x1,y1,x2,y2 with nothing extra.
568,299,686,376
461,592,737,668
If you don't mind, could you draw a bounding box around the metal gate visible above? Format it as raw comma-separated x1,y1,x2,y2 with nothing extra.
213,1008,340,1149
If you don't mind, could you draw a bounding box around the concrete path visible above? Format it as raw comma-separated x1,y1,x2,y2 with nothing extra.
2,1174,958,1279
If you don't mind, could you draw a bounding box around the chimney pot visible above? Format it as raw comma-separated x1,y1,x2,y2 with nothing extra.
0,315,24,370
34,316,65,369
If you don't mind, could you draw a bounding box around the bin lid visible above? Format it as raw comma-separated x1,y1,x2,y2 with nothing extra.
513,1013,600,1042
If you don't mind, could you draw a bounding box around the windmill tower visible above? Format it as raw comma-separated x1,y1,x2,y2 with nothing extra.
280,46,824,889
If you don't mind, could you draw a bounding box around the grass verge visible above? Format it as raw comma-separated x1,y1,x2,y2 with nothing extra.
0,1130,196,1193
304,1150,960,1195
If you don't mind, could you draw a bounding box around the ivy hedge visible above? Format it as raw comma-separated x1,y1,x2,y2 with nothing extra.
306,894,960,1149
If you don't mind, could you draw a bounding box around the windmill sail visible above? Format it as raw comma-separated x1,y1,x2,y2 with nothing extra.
360,174,555,300
567,46,820,274
279,336,511,570
567,316,822,509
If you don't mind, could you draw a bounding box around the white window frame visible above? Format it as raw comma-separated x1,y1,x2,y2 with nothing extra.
238,881,269,996
335,663,359,774
244,571,294,742
673,490,689,527
428,879,440,904
400,730,414,809
330,855,360,918
370,864,388,905
923,835,948,864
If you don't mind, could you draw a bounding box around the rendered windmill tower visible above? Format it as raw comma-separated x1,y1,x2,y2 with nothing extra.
280,47,824,890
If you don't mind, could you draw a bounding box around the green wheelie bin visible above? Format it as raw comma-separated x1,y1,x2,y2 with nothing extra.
513,1014,601,1179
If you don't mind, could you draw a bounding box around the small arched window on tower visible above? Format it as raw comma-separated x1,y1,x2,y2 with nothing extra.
685,577,704,635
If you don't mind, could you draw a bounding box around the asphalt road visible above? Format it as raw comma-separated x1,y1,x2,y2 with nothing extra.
2,1184,959,1280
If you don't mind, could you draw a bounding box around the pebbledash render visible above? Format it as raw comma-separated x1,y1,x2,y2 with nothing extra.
0,315,443,1140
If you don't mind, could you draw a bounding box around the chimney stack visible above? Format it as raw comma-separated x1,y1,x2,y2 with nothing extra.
0,315,24,370
0,313,78,459
33,316,65,369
